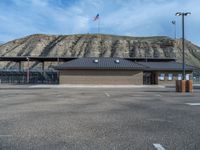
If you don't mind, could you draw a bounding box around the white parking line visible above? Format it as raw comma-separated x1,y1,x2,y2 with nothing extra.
153,143,165,150
105,92,110,97
155,94,161,97
186,103,200,106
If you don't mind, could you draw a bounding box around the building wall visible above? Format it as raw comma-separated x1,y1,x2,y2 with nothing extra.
157,71,193,85
59,70,143,85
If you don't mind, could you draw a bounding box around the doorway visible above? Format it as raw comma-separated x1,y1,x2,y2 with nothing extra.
143,72,158,85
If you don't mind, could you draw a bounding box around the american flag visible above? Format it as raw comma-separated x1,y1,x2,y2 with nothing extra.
171,20,176,24
93,14,99,21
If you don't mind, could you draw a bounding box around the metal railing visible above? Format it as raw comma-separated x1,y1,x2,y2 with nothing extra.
193,76,200,84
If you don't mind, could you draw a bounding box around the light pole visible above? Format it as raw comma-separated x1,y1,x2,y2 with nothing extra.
175,12,191,80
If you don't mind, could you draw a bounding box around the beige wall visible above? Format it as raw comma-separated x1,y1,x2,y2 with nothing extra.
59,70,143,85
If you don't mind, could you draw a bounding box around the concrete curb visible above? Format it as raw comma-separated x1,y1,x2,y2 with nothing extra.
30,84,166,88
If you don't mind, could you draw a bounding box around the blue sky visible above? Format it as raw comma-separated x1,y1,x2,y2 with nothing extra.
0,0,199,45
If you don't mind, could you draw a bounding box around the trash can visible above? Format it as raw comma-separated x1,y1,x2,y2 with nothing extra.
180,80,186,92
176,80,186,92
176,80,180,92
186,80,193,92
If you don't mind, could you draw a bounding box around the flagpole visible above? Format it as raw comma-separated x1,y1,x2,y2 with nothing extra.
174,22,176,40
94,13,101,56
172,20,176,40
173,21,176,40
98,17,100,34
98,16,101,56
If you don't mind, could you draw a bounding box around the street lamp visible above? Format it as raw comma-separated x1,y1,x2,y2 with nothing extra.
175,12,191,80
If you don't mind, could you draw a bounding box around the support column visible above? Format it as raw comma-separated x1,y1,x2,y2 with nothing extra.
18,61,22,71
57,57,60,84
42,61,45,83
26,57,30,84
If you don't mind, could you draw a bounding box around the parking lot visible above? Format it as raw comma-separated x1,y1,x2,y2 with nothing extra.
0,85,200,150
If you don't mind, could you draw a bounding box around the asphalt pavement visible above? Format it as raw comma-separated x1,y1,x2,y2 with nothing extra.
0,85,200,150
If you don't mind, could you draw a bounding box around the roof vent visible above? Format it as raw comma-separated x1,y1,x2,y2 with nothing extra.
115,59,120,63
93,59,99,63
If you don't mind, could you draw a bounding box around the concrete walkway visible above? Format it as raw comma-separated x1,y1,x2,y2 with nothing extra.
30,84,166,88
0,83,199,89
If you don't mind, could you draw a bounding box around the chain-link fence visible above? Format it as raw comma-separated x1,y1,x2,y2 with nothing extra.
1,69,199,85
0,69,59,84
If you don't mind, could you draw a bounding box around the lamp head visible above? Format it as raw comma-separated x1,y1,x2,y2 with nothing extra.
176,12,191,16
175,12,182,16
184,12,191,16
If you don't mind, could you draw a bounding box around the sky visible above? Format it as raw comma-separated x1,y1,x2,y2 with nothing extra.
0,0,199,45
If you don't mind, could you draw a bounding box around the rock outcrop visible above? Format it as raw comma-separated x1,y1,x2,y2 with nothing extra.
0,34,200,68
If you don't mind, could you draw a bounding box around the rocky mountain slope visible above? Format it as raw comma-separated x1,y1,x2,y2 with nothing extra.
0,34,200,68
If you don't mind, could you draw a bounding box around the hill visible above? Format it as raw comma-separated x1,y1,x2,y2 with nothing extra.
0,34,200,68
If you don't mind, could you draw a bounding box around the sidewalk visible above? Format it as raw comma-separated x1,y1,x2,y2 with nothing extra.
0,84,199,89
30,84,166,88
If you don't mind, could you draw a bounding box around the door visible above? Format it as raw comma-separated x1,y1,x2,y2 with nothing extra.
143,72,158,85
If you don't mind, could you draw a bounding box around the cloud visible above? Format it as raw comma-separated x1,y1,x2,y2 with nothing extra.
0,0,199,46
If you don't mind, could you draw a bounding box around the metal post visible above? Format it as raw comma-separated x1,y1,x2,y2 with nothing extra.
174,23,176,40
182,15,185,80
42,61,45,83
42,62,45,72
57,57,59,84
172,20,176,40
97,14,100,35
18,61,22,72
145,49,147,62
26,57,29,83
176,12,191,80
